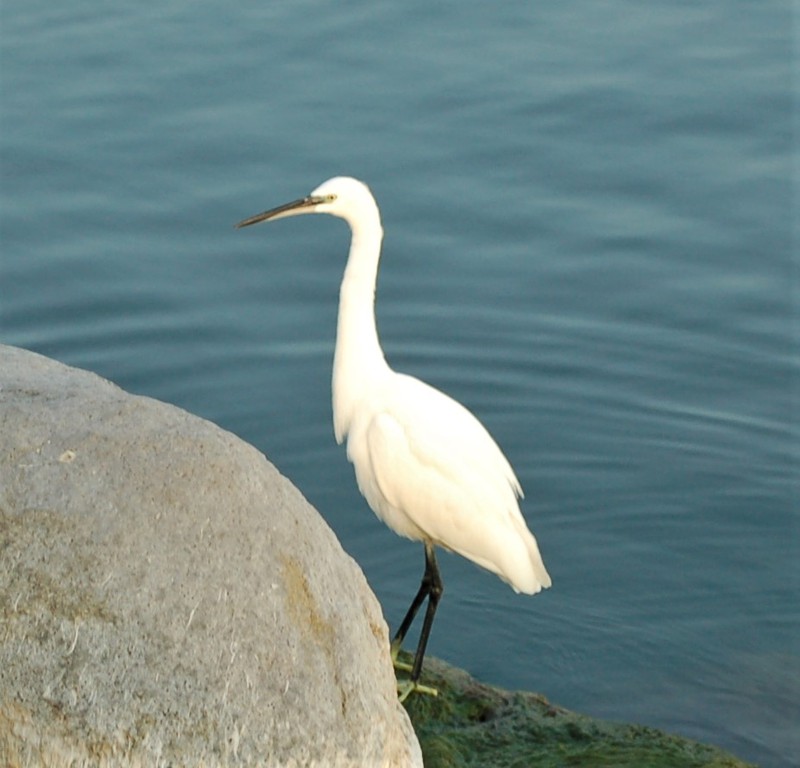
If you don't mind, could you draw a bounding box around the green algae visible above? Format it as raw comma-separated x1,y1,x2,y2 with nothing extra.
399,656,756,768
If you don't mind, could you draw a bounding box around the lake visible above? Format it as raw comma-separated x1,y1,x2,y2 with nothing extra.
1,2,796,765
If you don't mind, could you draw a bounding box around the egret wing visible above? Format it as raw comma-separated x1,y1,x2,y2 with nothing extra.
384,374,523,495
359,374,549,592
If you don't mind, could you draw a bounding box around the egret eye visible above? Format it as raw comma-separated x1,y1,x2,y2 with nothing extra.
324,194,337,203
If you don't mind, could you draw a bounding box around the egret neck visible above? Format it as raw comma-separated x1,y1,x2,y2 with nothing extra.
332,203,388,445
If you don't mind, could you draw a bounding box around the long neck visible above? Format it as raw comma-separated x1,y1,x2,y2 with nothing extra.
332,216,389,443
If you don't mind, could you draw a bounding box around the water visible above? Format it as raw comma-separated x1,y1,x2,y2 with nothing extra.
1,2,796,765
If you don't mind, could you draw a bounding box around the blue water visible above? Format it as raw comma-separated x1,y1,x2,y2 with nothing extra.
1,2,796,765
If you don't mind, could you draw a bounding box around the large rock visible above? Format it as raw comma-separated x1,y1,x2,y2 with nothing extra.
0,344,422,767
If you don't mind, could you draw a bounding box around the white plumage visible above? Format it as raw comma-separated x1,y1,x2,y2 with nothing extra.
237,176,551,698
345,371,549,594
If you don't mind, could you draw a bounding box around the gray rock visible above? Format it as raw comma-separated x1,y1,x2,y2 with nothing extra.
0,344,422,768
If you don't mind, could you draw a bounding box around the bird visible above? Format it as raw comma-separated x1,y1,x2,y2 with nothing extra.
236,177,551,701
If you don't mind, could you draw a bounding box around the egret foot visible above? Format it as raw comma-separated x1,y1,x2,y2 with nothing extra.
396,677,438,703
393,658,414,673
391,642,413,672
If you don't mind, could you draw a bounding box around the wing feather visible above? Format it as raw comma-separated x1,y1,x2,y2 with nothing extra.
348,373,550,593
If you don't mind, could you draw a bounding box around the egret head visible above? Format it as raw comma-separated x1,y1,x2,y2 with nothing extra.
236,176,379,230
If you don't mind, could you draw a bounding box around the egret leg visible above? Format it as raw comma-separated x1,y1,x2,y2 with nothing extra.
391,542,443,700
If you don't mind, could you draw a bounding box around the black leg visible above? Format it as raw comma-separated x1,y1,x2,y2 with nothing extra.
391,562,431,651
392,542,444,682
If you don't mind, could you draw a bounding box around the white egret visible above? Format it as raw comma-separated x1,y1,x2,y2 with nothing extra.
236,177,551,701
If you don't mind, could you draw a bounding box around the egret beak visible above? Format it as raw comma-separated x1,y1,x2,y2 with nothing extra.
235,195,324,229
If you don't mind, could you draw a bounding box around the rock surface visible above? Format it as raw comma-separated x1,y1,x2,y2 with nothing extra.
0,344,422,767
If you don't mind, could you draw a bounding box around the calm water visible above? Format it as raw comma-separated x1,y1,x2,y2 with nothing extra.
1,2,796,765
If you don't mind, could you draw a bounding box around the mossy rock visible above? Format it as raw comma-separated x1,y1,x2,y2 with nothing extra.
399,656,755,768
